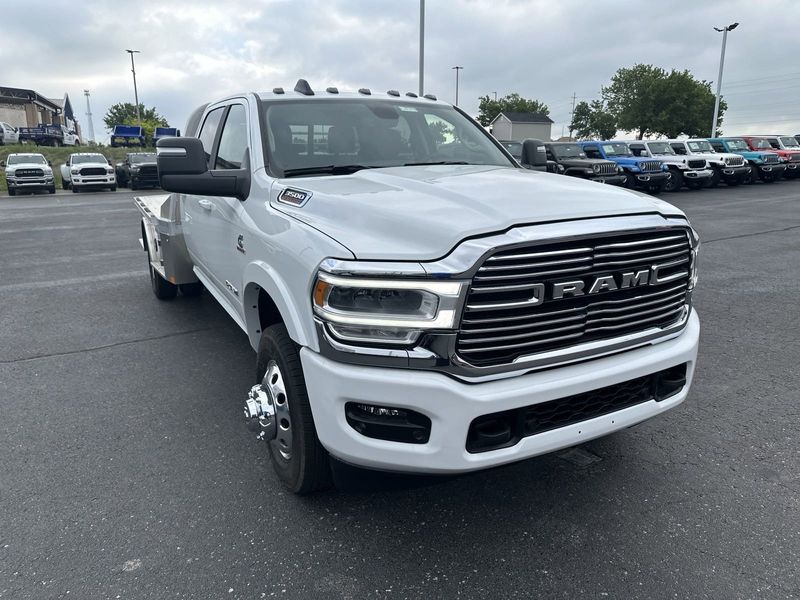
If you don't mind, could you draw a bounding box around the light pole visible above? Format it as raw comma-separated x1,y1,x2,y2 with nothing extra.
492,91,497,101
418,0,425,96
452,66,463,106
711,22,738,137
83,89,95,143
125,49,141,124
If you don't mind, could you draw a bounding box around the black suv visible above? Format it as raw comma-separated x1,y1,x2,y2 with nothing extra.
115,152,159,190
544,143,626,186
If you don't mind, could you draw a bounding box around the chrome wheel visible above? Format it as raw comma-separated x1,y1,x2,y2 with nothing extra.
264,360,293,461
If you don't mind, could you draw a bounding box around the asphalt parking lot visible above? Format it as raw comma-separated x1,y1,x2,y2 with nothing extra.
1,182,798,599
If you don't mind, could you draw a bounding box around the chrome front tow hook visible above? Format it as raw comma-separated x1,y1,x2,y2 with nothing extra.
244,383,276,441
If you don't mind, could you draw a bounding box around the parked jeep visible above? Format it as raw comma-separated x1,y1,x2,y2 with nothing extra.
741,136,800,179
544,142,625,185
116,152,159,189
669,139,750,187
627,141,713,192
707,138,785,183
580,141,669,194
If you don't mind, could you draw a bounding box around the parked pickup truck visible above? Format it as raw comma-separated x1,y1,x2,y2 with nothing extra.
741,136,800,179
59,153,117,192
110,125,145,147
18,124,80,147
668,139,750,187
1,121,20,145
580,141,669,194
544,142,625,185
136,81,700,494
152,126,180,145
707,138,785,183
115,152,158,189
627,140,713,192
1,153,55,195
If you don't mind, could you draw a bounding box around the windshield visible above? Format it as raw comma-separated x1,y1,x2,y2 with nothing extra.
261,99,514,177
500,141,522,160
129,153,156,164
552,144,585,159
687,140,714,153
726,139,750,151
72,154,107,164
601,143,632,157
8,154,46,165
647,142,675,155
780,136,800,149
749,138,773,150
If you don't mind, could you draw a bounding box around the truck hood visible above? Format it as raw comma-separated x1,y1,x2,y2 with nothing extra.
270,165,686,261
6,162,52,171
558,158,616,168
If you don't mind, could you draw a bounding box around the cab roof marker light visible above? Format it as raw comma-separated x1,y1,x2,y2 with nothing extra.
423,94,437,101
387,90,400,97
294,79,314,96
326,87,339,94
405,92,418,98
272,87,285,95
358,88,371,95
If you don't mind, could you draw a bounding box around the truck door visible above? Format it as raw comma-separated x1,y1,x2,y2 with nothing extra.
200,102,251,311
182,106,226,279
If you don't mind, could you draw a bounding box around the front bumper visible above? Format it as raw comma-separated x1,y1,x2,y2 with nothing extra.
783,162,800,175
303,310,699,474
131,174,160,188
683,168,713,180
72,175,116,187
7,177,54,190
717,164,749,178
592,174,627,186
632,171,669,186
757,164,786,176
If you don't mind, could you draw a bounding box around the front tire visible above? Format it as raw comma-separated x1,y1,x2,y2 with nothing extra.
256,324,331,494
665,169,683,192
708,169,721,188
48,186,56,194
72,185,80,193
7,188,15,196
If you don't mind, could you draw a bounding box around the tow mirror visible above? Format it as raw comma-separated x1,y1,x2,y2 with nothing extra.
520,139,548,169
0,160,5,168
157,137,251,201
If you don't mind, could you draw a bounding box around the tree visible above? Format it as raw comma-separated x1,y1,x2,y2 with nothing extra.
103,103,169,143
477,93,549,127
570,100,617,140
602,64,725,139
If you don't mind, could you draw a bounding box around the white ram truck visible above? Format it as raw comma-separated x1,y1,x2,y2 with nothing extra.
137,81,700,494
627,140,713,192
59,153,117,192
2,153,55,195
668,139,750,187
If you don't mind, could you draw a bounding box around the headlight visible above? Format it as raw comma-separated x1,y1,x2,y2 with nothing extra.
661,164,669,172
616,165,624,173
106,167,114,173
592,164,600,173
71,168,80,174
312,271,464,346
557,164,565,173
131,166,140,172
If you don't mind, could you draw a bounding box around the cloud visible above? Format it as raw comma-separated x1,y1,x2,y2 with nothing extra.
2,0,799,139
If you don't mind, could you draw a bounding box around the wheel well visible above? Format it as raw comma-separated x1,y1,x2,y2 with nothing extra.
258,288,283,331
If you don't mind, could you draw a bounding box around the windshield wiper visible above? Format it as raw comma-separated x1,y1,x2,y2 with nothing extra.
402,161,472,166
282,164,377,178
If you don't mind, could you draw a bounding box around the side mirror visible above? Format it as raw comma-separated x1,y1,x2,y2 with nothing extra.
157,137,251,201
48,160,53,166
520,138,548,169
0,161,5,168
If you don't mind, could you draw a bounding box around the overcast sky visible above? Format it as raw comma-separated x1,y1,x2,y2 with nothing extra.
4,0,799,141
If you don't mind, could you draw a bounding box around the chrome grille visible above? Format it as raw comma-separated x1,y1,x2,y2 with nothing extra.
15,168,44,177
762,154,780,164
640,160,661,172
457,230,691,366
725,156,744,167
687,159,706,169
597,162,617,176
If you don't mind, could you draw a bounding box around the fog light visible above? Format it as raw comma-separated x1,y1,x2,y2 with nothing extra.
345,402,431,444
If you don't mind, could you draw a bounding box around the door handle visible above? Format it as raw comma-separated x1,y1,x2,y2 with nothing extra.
198,199,213,210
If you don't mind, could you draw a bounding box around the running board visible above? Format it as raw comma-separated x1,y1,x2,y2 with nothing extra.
192,268,247,332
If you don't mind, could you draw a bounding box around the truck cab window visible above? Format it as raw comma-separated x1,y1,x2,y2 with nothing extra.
198,108,225,166
215,105,248,170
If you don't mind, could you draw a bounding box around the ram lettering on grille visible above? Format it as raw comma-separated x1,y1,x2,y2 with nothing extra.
457,230,691,366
